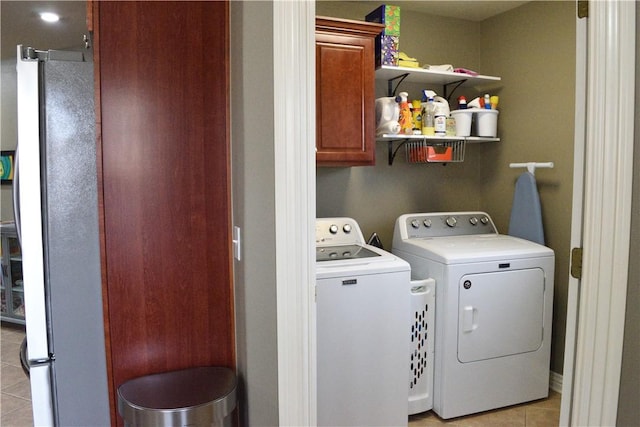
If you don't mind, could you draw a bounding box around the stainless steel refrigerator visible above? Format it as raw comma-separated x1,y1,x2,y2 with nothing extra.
15,45,111,426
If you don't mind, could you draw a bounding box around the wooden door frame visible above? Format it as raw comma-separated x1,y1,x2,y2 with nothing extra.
273,1,317,426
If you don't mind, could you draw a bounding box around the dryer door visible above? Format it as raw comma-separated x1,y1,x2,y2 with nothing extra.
457,268,545,363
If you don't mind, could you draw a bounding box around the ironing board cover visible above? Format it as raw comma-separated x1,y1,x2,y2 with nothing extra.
508,172,545,245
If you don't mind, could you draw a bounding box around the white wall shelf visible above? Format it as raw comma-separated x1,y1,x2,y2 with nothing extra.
376,65,501,98
376,65,502,101
375,66,502,165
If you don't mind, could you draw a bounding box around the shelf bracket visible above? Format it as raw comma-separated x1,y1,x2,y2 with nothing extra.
387,73,409,97
387,139,408,165
384,73,468,100
443,79,467,100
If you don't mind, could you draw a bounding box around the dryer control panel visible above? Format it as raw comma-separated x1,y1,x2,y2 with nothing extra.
398,212,498,239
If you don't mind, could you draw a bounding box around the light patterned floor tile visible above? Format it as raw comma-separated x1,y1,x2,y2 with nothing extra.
0,400,33,427
409,391,561,427
525,406,560,427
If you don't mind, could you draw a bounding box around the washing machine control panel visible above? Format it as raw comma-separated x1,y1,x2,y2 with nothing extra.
401,212,498,238
316,217,366,246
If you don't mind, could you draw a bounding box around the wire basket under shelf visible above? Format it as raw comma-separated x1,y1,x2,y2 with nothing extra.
406,140,465,163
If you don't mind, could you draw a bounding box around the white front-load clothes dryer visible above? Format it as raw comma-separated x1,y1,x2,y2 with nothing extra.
392,212,554,420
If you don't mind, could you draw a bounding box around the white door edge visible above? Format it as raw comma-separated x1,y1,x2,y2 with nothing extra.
559,10,587,427
273,1,317,426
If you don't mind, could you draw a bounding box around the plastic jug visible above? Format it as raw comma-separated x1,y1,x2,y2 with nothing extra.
422,90,450,117
375,97,401,135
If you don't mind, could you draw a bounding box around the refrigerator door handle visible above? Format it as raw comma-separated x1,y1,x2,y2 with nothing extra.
16,45,50,362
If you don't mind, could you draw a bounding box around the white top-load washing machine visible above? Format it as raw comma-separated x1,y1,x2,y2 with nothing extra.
316,218,425,426
392,212,554,419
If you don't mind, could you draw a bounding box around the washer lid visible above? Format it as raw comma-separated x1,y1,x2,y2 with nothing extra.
395,234,554,264
316,243,410,278
316,244,381,262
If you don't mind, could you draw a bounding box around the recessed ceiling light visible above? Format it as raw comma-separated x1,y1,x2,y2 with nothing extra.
40,12,60,23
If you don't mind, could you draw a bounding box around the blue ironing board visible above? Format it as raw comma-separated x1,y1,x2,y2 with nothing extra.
508,171,545,245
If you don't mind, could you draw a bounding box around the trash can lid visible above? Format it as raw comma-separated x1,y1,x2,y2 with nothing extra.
118,366,237,424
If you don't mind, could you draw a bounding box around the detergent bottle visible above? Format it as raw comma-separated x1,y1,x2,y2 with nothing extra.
396,92,413,135
411,100,422,134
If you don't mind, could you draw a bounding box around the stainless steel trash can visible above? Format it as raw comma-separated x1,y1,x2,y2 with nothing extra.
117,366,237,427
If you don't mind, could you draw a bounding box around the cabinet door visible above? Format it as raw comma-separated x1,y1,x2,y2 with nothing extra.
316,19,381,166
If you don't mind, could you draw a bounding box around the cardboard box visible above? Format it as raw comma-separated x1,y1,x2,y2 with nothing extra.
366,5,401,67
381,35,399,66
366,4,400,35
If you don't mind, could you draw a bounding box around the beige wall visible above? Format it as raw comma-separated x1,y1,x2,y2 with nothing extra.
316,1,575,375
231,2,280,425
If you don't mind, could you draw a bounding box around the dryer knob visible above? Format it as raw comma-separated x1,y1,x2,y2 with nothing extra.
329,224,339,234
423,219,432,228
469,217,478,225
411,219,420,229
446,216,457,228
343,224,352,233
480,216,489,225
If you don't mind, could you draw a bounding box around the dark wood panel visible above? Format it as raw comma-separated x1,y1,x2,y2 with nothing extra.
95,2,233,424
317,41,366,151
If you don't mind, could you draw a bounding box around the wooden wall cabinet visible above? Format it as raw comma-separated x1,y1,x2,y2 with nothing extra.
315,17,383,167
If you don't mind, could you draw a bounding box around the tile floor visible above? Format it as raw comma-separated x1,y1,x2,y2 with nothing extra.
409,391,561,426
1,322,33,427
1,322,560,427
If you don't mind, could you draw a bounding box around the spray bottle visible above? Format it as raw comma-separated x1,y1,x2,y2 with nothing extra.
397,92,413,135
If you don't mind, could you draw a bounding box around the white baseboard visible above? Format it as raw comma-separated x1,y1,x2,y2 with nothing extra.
550,371,563,393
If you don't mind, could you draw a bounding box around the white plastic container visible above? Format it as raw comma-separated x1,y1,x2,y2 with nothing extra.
474,109,499,137
450,110,473,137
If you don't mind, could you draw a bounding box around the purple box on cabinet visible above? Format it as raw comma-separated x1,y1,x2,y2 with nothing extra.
366,4,401,67
381,35,399,66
